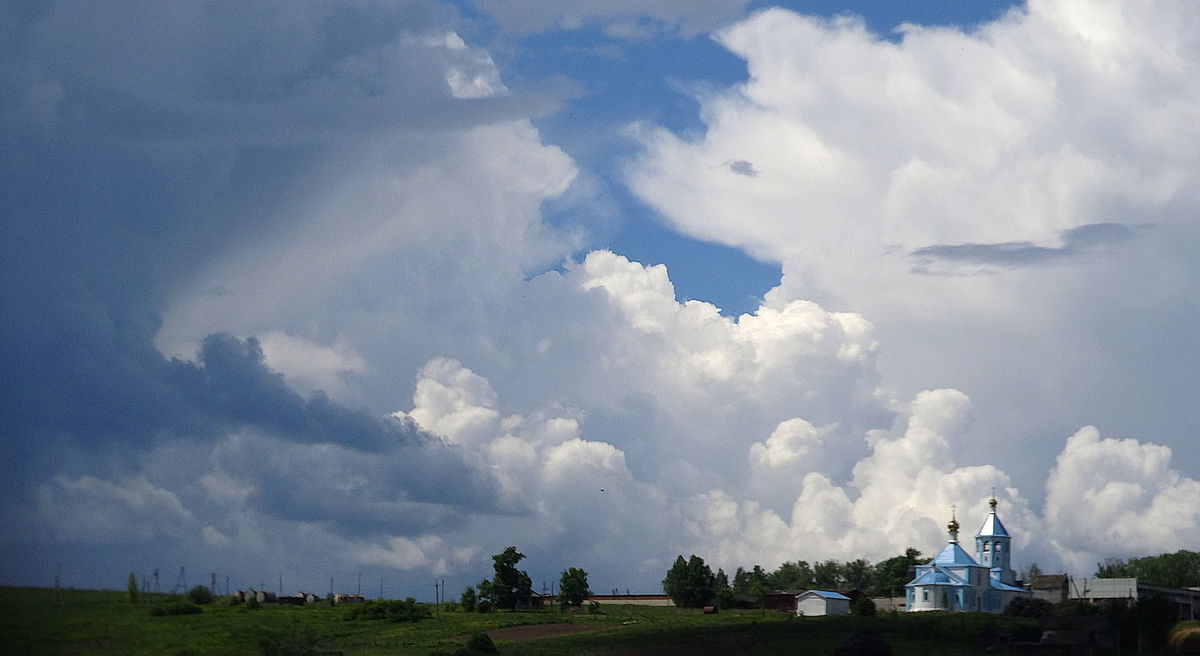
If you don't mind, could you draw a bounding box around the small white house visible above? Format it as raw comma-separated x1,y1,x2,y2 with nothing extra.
796,590,851,616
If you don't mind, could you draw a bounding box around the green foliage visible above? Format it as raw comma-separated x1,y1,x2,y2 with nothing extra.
732,566,750,594
715,587,737,610
1095,549,1200,588
870,549,923,597
768,560,815,591
459,586,477,613
1003,596,1054,619
1102,594,1179,651
851,596,877,617
0,585,1051,656
245,596,261,610
662,554,716,608
149,599,203,616
478,546,532,610
344,597,432,623
813,560,845,589
127,572,139,604
257,626,316,656
186,585,214,605
476,599,492,614
1022,562,1043,583
558,567,590,607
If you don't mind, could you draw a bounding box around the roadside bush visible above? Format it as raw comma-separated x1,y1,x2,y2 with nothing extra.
187,585,214,605
150,599,203,616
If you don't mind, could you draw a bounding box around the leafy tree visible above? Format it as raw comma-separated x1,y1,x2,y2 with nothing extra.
460,586,477,613
482,547,532,610
558,567,590,607
662,555,716,608
127,572,139,604
715,568,730,591
1096,550,1200,588
843,558,874,591
1096,557,1132,579
813,560,844,589
871,548,923,597
732,567,750,594
1022,562,1043,583
769,561,814,591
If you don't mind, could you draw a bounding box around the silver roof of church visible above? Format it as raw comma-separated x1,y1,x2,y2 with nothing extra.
976,511,1010,537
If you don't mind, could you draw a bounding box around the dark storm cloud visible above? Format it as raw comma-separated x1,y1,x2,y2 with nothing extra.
909,223,1149,272
0,0,566,149
0,0,529,529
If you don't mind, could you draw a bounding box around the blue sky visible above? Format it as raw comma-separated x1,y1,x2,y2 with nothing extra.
3,0,1199,600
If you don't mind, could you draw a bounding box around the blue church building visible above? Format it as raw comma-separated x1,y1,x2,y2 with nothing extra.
905,498,1028,612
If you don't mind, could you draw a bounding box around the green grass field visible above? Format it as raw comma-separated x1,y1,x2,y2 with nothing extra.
0,587,1045,655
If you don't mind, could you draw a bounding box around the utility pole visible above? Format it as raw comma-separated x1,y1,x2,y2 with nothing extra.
279,573,283,596
380,578,383,600
358,571,362,596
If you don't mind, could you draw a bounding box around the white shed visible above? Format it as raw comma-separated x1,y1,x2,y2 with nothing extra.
796,590,851,616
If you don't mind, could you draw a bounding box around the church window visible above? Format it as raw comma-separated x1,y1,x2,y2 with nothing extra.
922,588,929,602
982,542,990,552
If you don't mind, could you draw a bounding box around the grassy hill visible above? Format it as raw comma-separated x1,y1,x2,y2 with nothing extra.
0,587,1044,655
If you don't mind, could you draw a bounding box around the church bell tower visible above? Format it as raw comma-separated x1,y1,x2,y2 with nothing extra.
975,496,1015,585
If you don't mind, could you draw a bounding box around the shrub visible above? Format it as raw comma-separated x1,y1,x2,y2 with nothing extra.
477,600,493,614
127,572,139,604
851,596,877,617
344,598,432,623
1004,596,1054,619
187,585,214,605
150,599,203,616
246,596,261,610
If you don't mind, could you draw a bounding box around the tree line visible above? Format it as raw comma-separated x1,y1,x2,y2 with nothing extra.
1095,549,1200,589
662,548,927,608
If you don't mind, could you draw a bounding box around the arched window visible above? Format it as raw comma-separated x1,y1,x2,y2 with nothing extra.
982,542,990,552
922,588,929,602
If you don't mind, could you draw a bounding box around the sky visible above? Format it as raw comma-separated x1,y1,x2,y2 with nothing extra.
2,0,1198,600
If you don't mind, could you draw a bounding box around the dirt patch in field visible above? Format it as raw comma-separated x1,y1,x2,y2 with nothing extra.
486,623,615,642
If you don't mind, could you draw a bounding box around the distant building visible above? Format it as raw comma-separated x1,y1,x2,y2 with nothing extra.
905,497,1028,612
1069,578,1200,620
796,590,851,616
1030,574,1070,604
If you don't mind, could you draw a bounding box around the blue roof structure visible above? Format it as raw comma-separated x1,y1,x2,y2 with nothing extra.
933,542,977,566
800,590,852,600
909,568,970,587
976,511,1009,537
